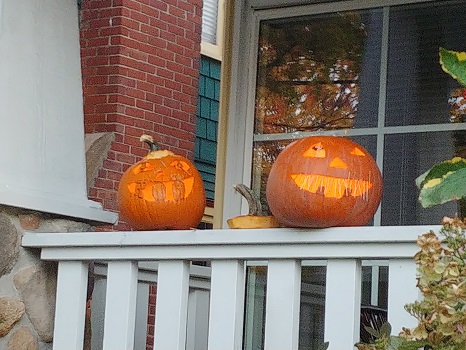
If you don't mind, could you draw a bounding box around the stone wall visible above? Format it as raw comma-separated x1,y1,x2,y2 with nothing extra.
0,206,93,350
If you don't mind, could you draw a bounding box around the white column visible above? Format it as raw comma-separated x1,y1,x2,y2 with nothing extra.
103,261,139,350
0,0,116,223
208,260,246,350
388,259,419,332
53,261,89,350
324,259,361,350
264,260,301,350
154,261,190,350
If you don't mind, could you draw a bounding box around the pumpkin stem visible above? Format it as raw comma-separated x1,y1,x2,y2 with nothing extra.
140,134,160,152
233,184,262,216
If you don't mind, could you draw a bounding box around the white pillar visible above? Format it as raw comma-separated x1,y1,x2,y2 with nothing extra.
0,0,116,223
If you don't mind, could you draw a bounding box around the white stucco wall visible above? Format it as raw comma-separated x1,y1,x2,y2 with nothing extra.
0,0,117,223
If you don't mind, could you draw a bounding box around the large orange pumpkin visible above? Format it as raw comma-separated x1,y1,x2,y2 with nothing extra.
118,135,206,230
266,136,383,228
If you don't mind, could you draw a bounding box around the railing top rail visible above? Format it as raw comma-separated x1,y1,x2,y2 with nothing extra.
22,226,437,261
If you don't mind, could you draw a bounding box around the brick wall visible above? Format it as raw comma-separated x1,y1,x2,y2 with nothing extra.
80,0,203,229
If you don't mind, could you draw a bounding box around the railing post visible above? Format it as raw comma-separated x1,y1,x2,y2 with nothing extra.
102,261,139,350
264,260,301,350
208,260,246,350
388,259,419,332
324,259,361,350
53,261,88,350
154,260,190,350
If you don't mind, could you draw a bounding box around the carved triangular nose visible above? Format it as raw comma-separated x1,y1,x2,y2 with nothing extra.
329,157,348,169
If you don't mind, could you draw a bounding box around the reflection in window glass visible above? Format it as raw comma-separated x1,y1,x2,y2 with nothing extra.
385,1,466,126
299,266,326,350
254,9,382,135
382,131,463,225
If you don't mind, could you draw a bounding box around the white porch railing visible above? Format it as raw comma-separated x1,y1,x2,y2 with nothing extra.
21,226,436,350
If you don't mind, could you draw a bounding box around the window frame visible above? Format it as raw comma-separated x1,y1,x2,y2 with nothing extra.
219,0,466,227
201,0,226,61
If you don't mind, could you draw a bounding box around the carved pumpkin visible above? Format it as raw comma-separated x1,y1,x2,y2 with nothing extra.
266,136,383,228
118,135,206,230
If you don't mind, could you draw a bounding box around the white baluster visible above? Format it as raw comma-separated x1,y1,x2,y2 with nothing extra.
154,260,190,350
53,261,88,350
102,261,138,350
264,260,301,350
208,260,245,350
324,259,361,350
388,258,419,332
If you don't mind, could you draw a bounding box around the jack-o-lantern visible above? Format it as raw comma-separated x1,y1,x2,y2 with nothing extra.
118,134,206,230
266,136,383,228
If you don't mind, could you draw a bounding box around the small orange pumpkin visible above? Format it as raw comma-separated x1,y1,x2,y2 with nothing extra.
118,134,206,230
227,184,280,229
266,136,383,228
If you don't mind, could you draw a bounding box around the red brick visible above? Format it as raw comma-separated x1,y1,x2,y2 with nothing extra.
136,99,154,111
81,0,202,231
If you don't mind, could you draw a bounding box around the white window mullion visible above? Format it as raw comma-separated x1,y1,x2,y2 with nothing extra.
373,6,390,226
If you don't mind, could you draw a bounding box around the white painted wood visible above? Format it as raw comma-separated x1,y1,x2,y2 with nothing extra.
0,0,116,224
388,259,419,332
154,261,190,350
103,261,139,350
324,259,361,350
24,226,427,350
371,265,380,306
53,261,88,350
264,260,301,350
23,226,428,262
134,283,150,350
208,260,245,350
187,289,210,350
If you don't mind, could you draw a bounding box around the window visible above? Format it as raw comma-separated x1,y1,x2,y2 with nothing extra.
225,0,466,226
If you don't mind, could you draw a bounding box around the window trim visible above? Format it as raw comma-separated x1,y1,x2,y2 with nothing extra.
201,0,226,61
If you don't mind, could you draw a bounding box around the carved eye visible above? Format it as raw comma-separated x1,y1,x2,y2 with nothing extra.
304,142,326,158
351,147,366,157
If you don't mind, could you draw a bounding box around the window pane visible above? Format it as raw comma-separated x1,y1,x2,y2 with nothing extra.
381,131,464,225
254,9,382,135
385,1,466,126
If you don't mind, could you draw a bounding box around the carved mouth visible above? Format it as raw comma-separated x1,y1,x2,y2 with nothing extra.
291,174,373,199
127,177,195,203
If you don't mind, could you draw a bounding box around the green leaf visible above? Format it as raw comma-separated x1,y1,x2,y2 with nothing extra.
364,325,381,338
387,336,404,350
439,47,466,87
418,166,466,207
416,157,466,189
398,340,430,350
379,322,392,337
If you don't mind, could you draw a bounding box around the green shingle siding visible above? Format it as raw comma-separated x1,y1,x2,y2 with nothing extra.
195,56,220,202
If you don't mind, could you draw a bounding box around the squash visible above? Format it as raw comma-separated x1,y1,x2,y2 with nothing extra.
118,134,206,230
227,184,280,229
